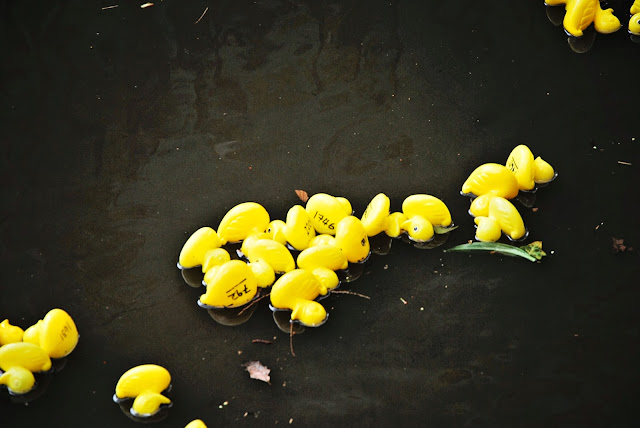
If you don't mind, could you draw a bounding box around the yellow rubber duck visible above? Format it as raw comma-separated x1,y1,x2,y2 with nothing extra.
200,260,274,308
308,234,337,247
266,220,288,246
297,244,349,271
0,342,52,394
113,364,172,418
631,1,640,35
533,156,556,184
201,248,231,273
334,216,370,263
505,145,536,191
0,320,24,345
402,194,452,227
305,193,352,235
461,163,520,199
471,196,527,241
240,234,296,274
401,215,434,242
283,205,316,251
361,193,391,237
185,420,208,428
178,227,222,270
217,202,270,244
270,269,331,327
544,0,621,37
22,309,79,359
384,212,408,238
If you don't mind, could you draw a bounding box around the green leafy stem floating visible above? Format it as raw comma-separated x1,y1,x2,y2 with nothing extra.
445,241,546,262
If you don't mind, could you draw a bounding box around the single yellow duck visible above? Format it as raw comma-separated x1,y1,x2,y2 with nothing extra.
201,248,231,273
334,216,370,263
461,163,520,199
361,193,391,237
185,420,208,428
471,196,527,241
631,1,640,35
240,234,296,274
22,309,79,359
401,215,435,242
533,156,556,183
0,342,52,394
217,202,270,244
113,364,172,418
308,234,337,247
0,320,24,345
283,205,316,251
384,212,408,238
506,145,536,191
402,194,452,227
305,193,351,235
297,244,349,271
544,0,621,37
270,269,330,327
178,227,222,270
266,220,288,246
200,260,274,308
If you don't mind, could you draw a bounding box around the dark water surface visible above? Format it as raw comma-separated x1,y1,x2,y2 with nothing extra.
2,0,639,426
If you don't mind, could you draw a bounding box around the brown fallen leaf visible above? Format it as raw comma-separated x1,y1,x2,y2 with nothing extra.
532,207,539,212
295,189,309,203
243,361,271,383
612,237,631,253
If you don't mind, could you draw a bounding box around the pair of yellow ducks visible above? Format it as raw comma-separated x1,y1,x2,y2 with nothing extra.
113,364,207,426
461,145,556,242
0,309,79,396
546,0,640,37
178,192,453,327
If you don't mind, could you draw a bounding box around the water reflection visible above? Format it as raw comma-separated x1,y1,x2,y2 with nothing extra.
114,395,172,424
207,301,259,326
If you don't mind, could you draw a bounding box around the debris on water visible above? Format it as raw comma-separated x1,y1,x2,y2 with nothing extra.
531,207,539,212
612,237,632,253
243,361,271,383
400,297,407,305
140,2,154,8
617,161,632,166
595,222,603,230
252,339,274,344
194,7,208,24
294,189,309,203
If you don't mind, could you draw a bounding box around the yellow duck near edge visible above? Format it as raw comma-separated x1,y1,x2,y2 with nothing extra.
544,0,622,37
114,364,172,418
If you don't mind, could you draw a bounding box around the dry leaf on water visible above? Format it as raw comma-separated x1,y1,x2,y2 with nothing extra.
612,237,631,253
243,361,271,383
295,189,309,203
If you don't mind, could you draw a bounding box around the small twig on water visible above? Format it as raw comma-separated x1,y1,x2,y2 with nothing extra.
252,339,273,344
237,293,270,315
289,322,296,357
617,161,632,166
331,290,371,299
194,7,208,24
101,5,118,10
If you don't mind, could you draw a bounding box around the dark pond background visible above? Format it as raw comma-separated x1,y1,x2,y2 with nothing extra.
2,0,639,426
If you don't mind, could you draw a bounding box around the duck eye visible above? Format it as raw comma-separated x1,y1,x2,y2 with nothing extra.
413,226,419,232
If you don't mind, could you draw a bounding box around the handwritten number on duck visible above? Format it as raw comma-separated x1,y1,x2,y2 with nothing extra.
227,279,251,301
312,211,335,230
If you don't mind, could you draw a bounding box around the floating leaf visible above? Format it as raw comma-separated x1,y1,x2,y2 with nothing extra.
243,361,271,383
433,225,459,235
445,242,537,262
294,189,309,203
520,241,546,260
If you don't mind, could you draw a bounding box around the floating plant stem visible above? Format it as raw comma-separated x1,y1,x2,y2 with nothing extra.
331,290,371,300
445,242,544,262
237,293,270,316
289,323,296,358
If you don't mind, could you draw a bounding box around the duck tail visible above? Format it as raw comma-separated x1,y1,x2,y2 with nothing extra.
0,366,36,394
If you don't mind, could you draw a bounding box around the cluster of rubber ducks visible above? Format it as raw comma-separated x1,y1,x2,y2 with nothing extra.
460,145,556,242
545,0,640,37
0,309,79,398
178,192,454,328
